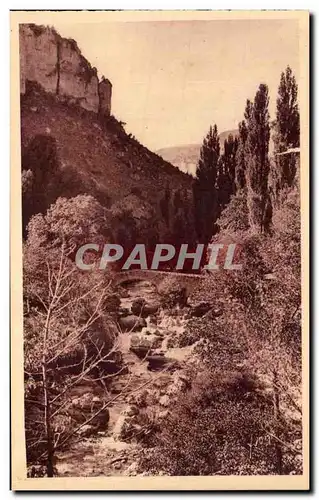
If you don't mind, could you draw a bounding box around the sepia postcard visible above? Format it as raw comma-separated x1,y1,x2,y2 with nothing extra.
10,10,309,491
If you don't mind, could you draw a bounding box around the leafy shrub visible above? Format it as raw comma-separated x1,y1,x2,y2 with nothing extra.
140,370,282,475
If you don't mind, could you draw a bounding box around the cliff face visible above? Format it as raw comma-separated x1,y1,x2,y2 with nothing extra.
19,24,112,115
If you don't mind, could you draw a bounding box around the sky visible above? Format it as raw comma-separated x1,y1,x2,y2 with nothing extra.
53,19,299,151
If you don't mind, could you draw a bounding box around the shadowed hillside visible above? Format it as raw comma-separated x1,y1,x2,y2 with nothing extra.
21,83,195,243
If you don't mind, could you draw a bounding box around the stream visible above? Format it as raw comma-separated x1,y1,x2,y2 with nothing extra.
56,279,195,477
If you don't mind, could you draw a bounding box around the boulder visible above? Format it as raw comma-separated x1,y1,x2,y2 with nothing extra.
158,410,169,420
119,315,146,332
130,335,152,358
151,336,163,349
113,414,128,440
143,302,160,317
159,394,170,407
70,393,110,431
147,354,173,371
119,307,131,318
211,307,223,318
148,315,158,326
153,330,165,338
121,405,139,417
104,293,121,314
131,298,160,318
77,424,96,438
130,345,151,358
131,298,145,316
189,301,212,317
130,335,152,347
86,319,118,352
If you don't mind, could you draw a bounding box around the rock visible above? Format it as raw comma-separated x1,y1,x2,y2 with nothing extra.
211,307,223,317
119,315,146,332
124,462,138,476
153,330,165,338
189,301,212,317
88,319,118,351
70,392,109,430
143,302,160,316
159,394,170,407
113,462,123,470
113,413,141,443
119,307,131,318
147,354,174,371
121,405,139,417
149,315,158,326
77,424,95,438
130,335,152,348
130,345,151,358
158,410,169,419
104,293,121,314
151,336,163,349
113,415,128,440
19,24,105,113
131,298,159,318
130,335,153,358
131,298,145,316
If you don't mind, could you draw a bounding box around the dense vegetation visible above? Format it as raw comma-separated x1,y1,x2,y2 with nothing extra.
138,65,302,476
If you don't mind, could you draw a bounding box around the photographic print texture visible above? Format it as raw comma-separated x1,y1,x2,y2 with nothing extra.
10,10,309,491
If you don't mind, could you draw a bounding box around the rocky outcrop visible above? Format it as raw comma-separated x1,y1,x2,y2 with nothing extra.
131,298,160,318
19,23,111,115
20,24,58,95
119,315,147,332
99,77,112,116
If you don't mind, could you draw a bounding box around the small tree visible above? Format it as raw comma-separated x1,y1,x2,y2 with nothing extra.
24,243,117,476
23,195,117,475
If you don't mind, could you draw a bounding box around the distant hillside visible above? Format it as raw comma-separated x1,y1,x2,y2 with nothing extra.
156,144,200,177
156,129,239,176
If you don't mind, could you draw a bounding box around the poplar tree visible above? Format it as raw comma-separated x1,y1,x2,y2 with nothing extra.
235,120,249,190
216,134,238,213
273,66,300,190
245,84,271,232
193,124,220,242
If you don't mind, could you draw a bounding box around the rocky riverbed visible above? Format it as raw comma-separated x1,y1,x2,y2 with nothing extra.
54,279,207,477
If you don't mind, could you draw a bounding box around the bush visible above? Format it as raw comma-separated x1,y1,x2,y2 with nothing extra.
140,370,282,475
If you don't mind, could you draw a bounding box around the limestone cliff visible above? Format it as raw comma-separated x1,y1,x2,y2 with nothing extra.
19,23,112,115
